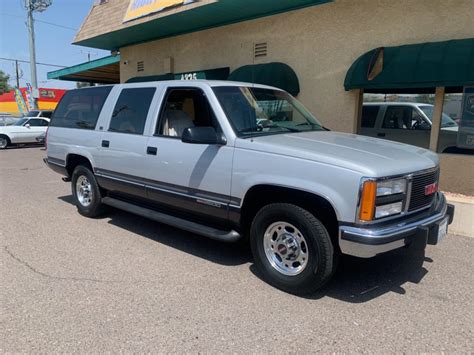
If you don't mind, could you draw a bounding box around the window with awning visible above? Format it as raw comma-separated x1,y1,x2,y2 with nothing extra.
344,38,474,93
228,62,300,96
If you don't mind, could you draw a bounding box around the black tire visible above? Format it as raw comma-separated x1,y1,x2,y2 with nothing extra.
250,203,336,295
71,165,104,218
0,135,10,149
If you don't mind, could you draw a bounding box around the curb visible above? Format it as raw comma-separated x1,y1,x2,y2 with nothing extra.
444,192,474,238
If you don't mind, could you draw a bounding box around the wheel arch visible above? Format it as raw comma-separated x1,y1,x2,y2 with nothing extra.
65,153,94,176
240,184,340,245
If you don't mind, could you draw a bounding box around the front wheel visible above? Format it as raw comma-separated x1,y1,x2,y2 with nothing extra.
250,203,336,295
71,165,104,218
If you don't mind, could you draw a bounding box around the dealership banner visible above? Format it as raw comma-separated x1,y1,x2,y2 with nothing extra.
123,0,196,22
457,87,474,149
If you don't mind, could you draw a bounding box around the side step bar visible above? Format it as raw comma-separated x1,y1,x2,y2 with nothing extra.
102,197,241,243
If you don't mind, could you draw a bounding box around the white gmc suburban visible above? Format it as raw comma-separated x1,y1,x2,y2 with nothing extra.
44,81,454,295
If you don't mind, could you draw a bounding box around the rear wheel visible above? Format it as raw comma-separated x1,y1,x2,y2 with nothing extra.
0,135,10,149
71,165,104,217
250,203,336,295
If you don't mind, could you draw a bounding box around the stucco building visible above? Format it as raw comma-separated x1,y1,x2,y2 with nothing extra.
49,0,474,194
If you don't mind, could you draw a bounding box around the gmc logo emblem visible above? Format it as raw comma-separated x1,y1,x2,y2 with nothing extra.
425,183,438,196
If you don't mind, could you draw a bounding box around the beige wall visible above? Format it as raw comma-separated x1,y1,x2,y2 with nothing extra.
118,0,473,194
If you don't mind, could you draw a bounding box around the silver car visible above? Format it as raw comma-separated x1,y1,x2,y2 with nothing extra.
44,81,455,295
361,102,464,153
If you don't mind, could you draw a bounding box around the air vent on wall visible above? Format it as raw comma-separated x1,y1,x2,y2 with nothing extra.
254,42,267,58
137,61,145,72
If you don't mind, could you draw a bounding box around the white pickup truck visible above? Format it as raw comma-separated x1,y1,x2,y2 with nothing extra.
44,81,454,295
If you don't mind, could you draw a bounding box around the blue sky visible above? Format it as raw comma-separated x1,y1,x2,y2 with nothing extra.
0,0,109,89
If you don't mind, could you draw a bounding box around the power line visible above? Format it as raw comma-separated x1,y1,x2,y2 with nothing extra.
0,12,77,31
0,57,66,68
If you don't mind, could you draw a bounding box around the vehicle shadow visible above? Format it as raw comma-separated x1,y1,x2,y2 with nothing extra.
57,194,429,301
57,195,251,266
251,246,429,303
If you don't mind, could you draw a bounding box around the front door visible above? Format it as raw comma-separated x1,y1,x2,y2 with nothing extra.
145,87,233,223
378,105,431,149
95,86,158,200
14,118,48,143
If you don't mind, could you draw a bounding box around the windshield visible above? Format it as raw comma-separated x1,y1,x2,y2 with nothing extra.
26,110,40,117
13,118,28,126
419,106,458,128
213,86,324,137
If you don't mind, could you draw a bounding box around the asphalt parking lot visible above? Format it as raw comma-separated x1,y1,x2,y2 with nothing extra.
1,146,473,352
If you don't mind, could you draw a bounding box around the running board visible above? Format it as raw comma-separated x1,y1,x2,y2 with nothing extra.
102,197,241,243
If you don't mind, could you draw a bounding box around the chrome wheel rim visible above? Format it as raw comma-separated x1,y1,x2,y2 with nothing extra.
0,138,7,149
263,222,309,276
76,175,93,207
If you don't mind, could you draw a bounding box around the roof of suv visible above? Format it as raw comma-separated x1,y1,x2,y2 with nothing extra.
364,102,433,107
76,80,282,92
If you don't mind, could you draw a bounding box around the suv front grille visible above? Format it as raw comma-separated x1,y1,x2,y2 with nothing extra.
408,168,439,212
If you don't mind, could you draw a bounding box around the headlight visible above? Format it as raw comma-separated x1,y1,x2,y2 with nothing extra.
359,178,408,222
375,201,403,219
376,178,406,196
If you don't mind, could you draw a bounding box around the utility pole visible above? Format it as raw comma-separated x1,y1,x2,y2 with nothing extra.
25,0,52,109
15,60,20,88
26,0,38,109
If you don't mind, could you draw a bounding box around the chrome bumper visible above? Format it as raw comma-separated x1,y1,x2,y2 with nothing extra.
339,192,455,258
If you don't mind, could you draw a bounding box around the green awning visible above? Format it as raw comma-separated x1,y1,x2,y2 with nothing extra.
344,38,474,92
228,62,300,96
47,55,121,84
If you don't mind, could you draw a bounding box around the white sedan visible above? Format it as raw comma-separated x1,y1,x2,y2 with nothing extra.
0,117,50,149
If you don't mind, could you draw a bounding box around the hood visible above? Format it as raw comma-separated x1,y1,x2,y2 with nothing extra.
235,131,439,177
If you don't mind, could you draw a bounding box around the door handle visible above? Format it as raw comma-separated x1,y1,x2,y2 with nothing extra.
377,133,386,137
102,140,110,148
147,146,157,155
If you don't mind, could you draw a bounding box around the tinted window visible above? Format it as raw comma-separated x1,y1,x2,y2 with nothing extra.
41,111,53,118
50,86,112,130
361,106,379,128
27,119,49,127
109,88,156,135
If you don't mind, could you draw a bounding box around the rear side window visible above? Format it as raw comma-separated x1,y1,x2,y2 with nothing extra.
50,86,112,130
108,88,156,135
361,106,379,128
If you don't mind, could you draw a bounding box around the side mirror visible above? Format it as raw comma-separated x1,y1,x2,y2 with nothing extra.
181,127,227,145
25,123,30,128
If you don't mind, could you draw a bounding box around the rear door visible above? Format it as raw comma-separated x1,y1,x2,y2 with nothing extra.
95,85,160,200
359,105,381,136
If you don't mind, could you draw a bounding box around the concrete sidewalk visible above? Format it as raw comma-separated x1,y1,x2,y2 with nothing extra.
445,192,474,238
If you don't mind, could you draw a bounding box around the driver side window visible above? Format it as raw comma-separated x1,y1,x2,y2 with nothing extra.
156,88,217,138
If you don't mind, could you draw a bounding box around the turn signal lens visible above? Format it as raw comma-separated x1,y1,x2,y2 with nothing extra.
359,180,376,221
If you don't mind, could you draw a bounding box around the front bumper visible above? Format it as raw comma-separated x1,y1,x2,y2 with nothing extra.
339,192,454,258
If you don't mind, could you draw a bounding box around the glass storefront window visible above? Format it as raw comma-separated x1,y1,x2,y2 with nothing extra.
359,93,474,156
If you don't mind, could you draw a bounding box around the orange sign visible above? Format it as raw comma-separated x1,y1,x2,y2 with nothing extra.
123,0,195,22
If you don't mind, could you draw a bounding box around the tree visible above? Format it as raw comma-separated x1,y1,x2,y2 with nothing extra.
0,70,12,95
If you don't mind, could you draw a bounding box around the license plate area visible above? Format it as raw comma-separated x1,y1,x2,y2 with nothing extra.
437,217,448,244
